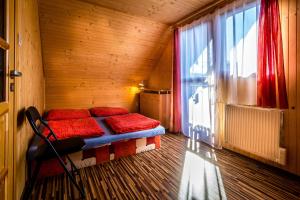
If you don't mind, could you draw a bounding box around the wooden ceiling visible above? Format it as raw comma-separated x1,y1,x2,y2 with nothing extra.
38,0,214,111
39,0,172,111
78,0,215,24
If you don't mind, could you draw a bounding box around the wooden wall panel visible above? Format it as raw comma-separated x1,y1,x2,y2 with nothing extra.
79,0,215,24
147,38,173,90
14,0,45,199
297,0,300,176
38,0,172,112
279,0,300,175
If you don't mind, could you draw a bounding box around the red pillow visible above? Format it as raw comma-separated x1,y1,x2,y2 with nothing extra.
45,109,91,121
90,107,129,117
105,113,160,134
43,117,104,140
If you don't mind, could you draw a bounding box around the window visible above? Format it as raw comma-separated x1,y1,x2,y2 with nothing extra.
224,4,259,78
179,1,259,145
180,21,215,144
219,3,259,105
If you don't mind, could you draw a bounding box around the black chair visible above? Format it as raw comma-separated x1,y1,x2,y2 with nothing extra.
22,106,86,200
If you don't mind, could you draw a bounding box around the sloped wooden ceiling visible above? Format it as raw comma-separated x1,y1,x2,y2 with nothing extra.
38,0,172,111
79,0,215,24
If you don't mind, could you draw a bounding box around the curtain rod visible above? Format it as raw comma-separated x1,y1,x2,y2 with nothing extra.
173,0,234,28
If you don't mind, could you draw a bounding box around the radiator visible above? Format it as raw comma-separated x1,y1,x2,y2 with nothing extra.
224,105,286,165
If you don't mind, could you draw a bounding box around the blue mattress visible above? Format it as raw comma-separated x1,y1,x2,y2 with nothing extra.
28,117,165,160
84,117,165,149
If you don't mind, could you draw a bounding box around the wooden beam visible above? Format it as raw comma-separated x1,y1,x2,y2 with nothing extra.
0,37,9,50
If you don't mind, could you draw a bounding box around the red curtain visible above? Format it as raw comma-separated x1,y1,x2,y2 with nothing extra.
257,0,288,109
172,28,181,133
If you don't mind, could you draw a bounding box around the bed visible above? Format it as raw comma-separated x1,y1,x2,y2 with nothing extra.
28,116,165,178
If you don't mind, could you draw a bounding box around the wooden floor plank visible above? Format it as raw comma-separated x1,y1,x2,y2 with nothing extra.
32,134,300,200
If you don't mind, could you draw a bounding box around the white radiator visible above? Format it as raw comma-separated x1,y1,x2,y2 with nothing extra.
224,105,286,165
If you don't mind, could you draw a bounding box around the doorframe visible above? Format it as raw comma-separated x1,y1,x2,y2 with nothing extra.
7,0,15,199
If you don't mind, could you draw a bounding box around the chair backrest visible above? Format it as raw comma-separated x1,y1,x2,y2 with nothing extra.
26,106,43,136
25,106,58,141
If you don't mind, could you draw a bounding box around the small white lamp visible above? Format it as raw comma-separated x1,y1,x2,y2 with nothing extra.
138,80,145,90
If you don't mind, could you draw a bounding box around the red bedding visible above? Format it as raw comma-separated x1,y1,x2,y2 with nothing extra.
89,107,128,117
43,117,104,140
45,109,91,121
105,113,160,134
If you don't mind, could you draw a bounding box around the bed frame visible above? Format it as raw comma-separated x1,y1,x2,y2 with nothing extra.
38,135,161,178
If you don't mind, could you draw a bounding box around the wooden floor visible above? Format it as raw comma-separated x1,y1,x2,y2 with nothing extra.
32,134,300,200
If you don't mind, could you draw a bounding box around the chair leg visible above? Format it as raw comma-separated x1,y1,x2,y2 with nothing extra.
45,141,85,198
66,155,85,193
55,155,85,199
21,161,41,200
66,155,81,173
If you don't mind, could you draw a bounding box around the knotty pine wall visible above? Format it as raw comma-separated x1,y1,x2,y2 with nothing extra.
280,0,300,176
148,38,173,90
38,0,172,112
14,0,45,199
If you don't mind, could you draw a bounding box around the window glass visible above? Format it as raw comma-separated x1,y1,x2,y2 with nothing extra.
179,2,259,139
226,5,258,78
180,21,215,143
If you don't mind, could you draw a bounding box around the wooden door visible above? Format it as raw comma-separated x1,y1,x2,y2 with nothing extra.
0,0,14,199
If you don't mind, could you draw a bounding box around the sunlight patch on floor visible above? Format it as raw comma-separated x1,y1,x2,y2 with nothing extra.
179,139,226,200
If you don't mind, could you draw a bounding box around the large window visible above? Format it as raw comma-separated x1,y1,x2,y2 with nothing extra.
180,20,215,144
225,5,258,78
219,2,259,105
179,1,259,144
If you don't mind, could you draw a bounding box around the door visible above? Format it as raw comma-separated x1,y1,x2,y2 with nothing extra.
180,21,215,145
0,0,15,199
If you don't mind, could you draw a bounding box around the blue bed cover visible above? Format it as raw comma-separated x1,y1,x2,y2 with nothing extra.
28,117,165,159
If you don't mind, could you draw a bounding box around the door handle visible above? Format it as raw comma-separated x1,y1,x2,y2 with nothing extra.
9,70,22,78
